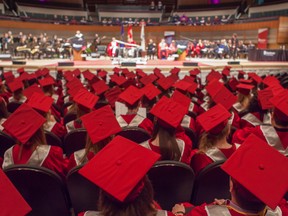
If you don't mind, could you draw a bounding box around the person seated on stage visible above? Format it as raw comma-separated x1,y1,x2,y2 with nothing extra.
187,41,196,58
139,18,146,26
67,105,121,171
7,80,27,103
2,104,67,178
107,37,118,57
125,37,136,58
102,18,108,26
173,134,288,216
149,0,155,10
29,36,41,60
168,40,177,56
78,136,175,216
195,39,205,58
0,96,8,131
247,40,256,50
27,92,67,140
158,38,168,59
65,89,98,133
238,40,248,58
140,96,193,165
116,86,154,135
147,39,157,60
16,35,30,59
191,104,239,175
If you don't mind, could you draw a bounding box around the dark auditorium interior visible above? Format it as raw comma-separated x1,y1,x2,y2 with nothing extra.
0,0,288,216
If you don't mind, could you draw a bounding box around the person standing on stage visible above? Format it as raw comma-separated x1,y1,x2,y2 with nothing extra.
147,39,156,60
231,33,239,60
158,38,168,59
92,33,106,52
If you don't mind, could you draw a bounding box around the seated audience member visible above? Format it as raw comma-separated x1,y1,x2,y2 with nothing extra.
27,92,67,140
187,18,193,26
2,104,67,178
194,17,201,26
172,134,288,216
67,105,121,171
0,80,11,103
180,14,188,25
141,96,193,165
200,17,206,26
205,17,212,26
117,86,153,134
78,136,174,216
191,104,239,174
213,15,220,25
150,0,155,10
7,80,27,103
232,83,254,114
221,15,228,24
157,0,163,10
232,91,288,156
66,89,99,132
0,96,8,130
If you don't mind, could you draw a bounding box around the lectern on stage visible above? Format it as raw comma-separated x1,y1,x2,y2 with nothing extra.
71,31,86,61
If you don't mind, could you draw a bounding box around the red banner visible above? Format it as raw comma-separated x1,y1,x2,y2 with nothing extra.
258,28,269,49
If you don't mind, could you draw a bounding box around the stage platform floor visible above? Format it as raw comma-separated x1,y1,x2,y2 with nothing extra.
1,57,288,74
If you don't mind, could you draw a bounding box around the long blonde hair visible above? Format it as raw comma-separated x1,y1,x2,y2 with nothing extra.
237,93,251,110
198,124,230,153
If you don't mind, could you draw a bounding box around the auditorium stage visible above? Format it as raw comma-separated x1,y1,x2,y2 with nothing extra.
1,57,288,75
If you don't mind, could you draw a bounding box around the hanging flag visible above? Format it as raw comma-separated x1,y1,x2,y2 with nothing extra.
120,24,125,48
128,25,133,41
140,23,145,51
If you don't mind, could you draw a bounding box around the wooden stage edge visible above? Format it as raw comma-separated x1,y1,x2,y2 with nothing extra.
1,58,288,74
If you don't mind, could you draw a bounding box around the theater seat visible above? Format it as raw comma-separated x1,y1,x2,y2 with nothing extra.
63,129,87,157
66,165,100,215
0,131,16,158
116,126,151,143
191,160,230,205
63,112,77,125
147,160,195,211
96,45,107,57
183,126,198,149
7,101,22,113
4,165,71,216
44,130,63,148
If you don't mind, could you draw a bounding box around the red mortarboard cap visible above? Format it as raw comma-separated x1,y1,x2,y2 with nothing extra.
206,70,222,82
66,77,82,89
140,74,158,85
110,75,127,86
268,83,285,96
7,80,23,92
73,68,81,77
0,169,32,216
118,85,143,106
67,85,85,99
197,104,231,134
167,74,179,82
173,80,193,92
269,90,288,121
182,75,196,84
189,69,200,76
19,72,29,81
170,67,181,75
150,96,187,128
81,105,121,144
171,90,191,113
38,77,55,87
17,67,25,74
105,86,122,108
125,72,136,80
113,67,121,74
187,82,198,94
258,89,274,110
205,79,223,98
121,68,129,75
213,86,237,110
262,76,279,87
228,77,239,91
92,80,109,95
237,83,254,95
222,68,230,76
222,134,288,209
157,76,175,91
135,69,146,78
27,92,53,113
79,136,160,202
34,69,43,78
239,79,253,84
23,84,43,99
3,71,13,79
73,89,99,109
98,70,108,78
238,70,245,75
141,83,161,101
27,73,37,81
41,68,50,77
248,72,262,84
3,103,46,144
154,68,165,79
82,70,95,81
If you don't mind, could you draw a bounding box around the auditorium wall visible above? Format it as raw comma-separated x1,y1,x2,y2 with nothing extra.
0,19,282,49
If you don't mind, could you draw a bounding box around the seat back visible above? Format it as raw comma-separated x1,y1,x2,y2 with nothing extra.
7,101,22,113
116,126,151,143
63,129,87,156
4,165,71,216
66,165,100,215
97,45,107,55
191,160,230,205
183,126,198,149
63,112,77,125
0,131,16,157
148,161,195,211
44,130,63,148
